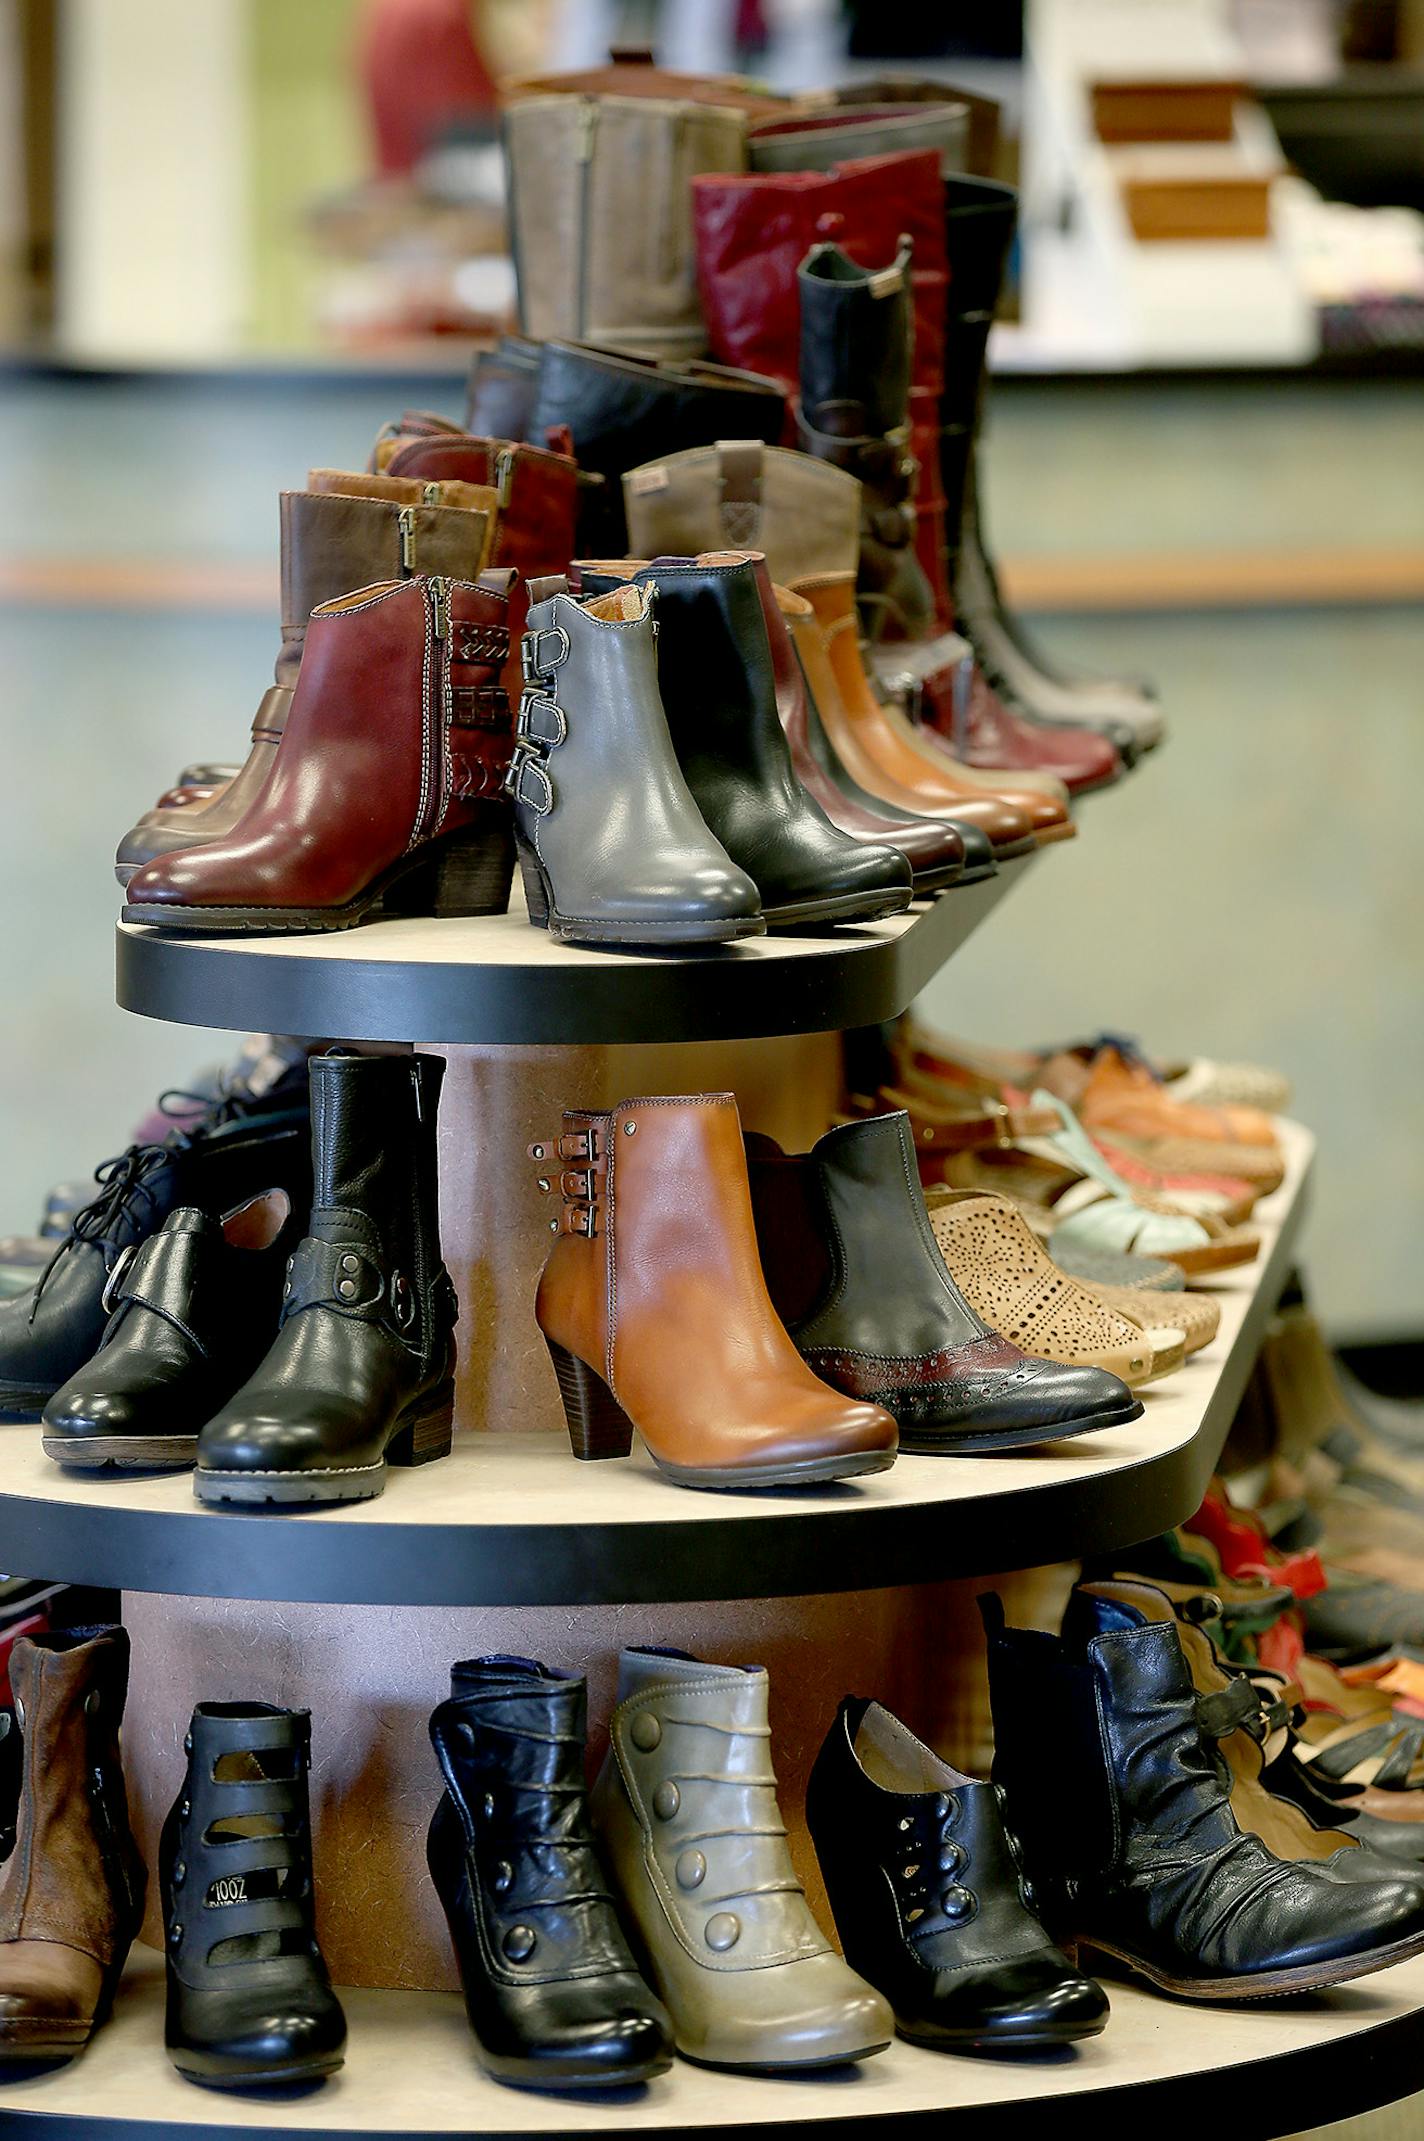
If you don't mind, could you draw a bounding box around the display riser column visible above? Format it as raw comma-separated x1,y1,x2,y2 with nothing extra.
122,1569,1065,1990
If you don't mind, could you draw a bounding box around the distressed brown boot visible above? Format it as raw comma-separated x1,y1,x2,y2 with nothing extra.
0,1627,146,2062
114,482,494,883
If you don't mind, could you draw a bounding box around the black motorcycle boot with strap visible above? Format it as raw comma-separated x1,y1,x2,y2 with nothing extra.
981,1586,1424,1999
194,1051,456,1506
428,1656,673,2089
796,237,936,643
0,1067,311,1421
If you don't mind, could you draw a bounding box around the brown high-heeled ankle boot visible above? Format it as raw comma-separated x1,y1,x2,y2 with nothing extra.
0,1627,146,2063
530,1094,898,1491
122,575,517,934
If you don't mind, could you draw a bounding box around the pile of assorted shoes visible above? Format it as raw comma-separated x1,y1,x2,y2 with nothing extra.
113,56,1162,954
1,1013,1301,1512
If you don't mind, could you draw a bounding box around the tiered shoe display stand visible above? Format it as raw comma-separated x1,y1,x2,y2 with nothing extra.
0,867,1420,2138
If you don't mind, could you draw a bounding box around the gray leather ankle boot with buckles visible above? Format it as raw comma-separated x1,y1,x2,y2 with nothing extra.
507,579,762,949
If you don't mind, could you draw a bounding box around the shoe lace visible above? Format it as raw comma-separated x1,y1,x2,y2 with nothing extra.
27,1084,256,1323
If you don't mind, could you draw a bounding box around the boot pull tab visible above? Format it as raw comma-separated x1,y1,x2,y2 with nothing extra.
410,1062,424,1123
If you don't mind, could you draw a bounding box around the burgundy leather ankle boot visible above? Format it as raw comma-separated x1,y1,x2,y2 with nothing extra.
123,577,516,934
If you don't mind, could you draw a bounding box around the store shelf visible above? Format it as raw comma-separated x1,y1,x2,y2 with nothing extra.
1,1936,1421,2140
115,863,1031,1049
0,1125,1311,1609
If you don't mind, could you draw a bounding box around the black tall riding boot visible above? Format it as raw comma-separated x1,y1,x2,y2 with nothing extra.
194,1051,456,1506
796,237,935,642
428,1656,673,2090
938,177,1161,746
981,1584,1424,1999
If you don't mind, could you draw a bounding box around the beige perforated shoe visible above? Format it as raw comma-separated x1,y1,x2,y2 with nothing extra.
926,1188,1185,1388
1081,1279,1221,1358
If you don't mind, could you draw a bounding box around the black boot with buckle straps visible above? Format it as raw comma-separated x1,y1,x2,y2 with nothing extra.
427,1656,674,2090
42,1190,301,1471
796,236,935,643
806,1696,1109,2051
160,1704,346,2088
507,577,763,947
0,1069,311,1422
194,1052,457,1507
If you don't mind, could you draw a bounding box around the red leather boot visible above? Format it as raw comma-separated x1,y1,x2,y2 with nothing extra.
123,576,516,934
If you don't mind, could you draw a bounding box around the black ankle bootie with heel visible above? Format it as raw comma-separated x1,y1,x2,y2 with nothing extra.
194,1052,457,1506
160,1703,345,2088
428,1656,673,2090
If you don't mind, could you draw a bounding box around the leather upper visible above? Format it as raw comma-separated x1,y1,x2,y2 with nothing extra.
985,1591,1424,1985
160,1703,346,2080
42,1202,296,1448
624,441,861,589
577,554,911,917
593,1649,891,2067
806,1697,1108,2045
124,579,513,917
0,1088,311,1409
746,1112,1136,1445
535,1094,897,1477
427,1657,672,2083
527,342,785,553
510,584,760,933
196,1054,454,1481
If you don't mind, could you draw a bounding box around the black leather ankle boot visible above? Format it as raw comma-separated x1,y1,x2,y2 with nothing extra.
0,1071,311,1421
796,237,935,642
428,1656,673,2090
746,1110,1140,1452
806,1696,1108,2051
982,1587,1424,1999
160,1704,346,2086
42,1192,300,1471
578,554,912,927
194,1052,456,1506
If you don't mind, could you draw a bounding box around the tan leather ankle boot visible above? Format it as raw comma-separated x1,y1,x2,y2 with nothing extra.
0,1627,145,2062
530,1094,897,1490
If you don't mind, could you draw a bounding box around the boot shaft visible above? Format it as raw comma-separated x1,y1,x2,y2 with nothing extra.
307,1050,443,1242
276,491,491,690
623,442,859,587
0,1627,143,1958
537,1093,778,1371
798,237,915,439
284,575,514,847
939,177,1017,545
376,419,580,579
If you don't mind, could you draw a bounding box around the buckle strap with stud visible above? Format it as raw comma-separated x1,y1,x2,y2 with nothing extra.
520,624,570,682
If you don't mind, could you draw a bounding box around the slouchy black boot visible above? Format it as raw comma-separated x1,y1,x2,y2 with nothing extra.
982,1586,1424,1998
796,236,935,642
160,1704,346,2086
428,1656,673,2089
746,1110,1140,1452
194,1052,456,1505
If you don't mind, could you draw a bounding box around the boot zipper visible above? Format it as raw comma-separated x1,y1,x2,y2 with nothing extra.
495,446,515,509
422,482,440,506
574,98,598,338
430,575,450,641
398,504,417,573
